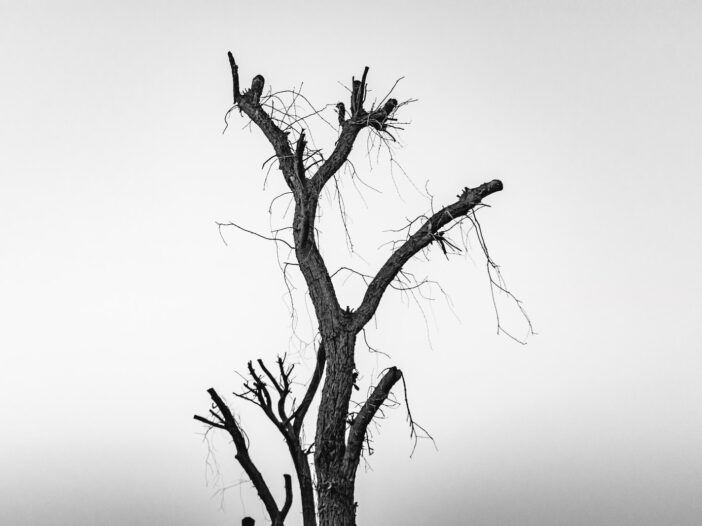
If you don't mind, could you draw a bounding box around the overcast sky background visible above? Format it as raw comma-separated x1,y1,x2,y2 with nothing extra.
1,1,701,525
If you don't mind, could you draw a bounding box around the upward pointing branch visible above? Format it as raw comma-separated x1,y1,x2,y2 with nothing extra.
226,52,338,329
344,366,403,475
226,52,303,198
228,51,240,102
308,67,397,198
351,180,504,332
292,342,326,434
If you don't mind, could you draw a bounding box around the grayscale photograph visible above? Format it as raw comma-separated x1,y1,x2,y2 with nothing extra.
1,1,700,525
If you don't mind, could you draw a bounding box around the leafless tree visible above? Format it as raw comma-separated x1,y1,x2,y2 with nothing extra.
195,52,526,526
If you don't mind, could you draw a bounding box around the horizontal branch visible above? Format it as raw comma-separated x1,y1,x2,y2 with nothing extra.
193,414,225,429
217,221,294,250
352,180,504,332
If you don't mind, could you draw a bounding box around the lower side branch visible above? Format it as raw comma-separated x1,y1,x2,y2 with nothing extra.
344,366,403,476
194,388,292,525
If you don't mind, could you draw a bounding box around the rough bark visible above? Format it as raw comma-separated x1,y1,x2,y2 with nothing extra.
197,53,505,526
351,180,504,333
314,330,357,526
344,367,403,478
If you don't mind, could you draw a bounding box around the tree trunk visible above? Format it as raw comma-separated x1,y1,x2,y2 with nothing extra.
205,54,513,526
315,330,358,526
317,479,356,526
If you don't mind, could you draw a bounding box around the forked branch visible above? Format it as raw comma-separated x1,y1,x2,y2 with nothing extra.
197,346,326,525
227,51,303,198
227,52,340,330
194,388,292,524
309,69,399,198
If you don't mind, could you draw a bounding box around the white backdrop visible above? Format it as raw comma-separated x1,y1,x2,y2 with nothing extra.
1,1,701,524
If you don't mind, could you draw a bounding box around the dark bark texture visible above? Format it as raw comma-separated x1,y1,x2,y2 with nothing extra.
195,52,504,526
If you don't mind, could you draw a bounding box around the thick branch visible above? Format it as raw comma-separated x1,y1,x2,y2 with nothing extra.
295,130,307,183
295,86,397,330
293,220,342,333
292,342,326,434
227,53,339,329
280,474,293,520
309,121,363,197
227,51,240,102
227,51,302,198
344,367,403,474
195,388,282,520
308,106,396,198
309,66,397,199
239,356,318,526
352,180,504,332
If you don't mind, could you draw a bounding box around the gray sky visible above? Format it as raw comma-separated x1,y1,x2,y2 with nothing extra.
1,1,701,525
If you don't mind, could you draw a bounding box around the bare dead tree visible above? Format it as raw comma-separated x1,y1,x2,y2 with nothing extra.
195,51,524,526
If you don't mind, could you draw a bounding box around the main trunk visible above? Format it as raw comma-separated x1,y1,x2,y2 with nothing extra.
315,330,358,526
317,479,355,526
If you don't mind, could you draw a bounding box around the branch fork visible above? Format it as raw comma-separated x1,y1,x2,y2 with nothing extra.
200,52,516,526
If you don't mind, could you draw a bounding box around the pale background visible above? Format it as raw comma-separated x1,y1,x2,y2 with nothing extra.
1,1,701,525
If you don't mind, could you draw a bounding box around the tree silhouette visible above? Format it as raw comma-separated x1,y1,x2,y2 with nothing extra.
195,51,526,526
